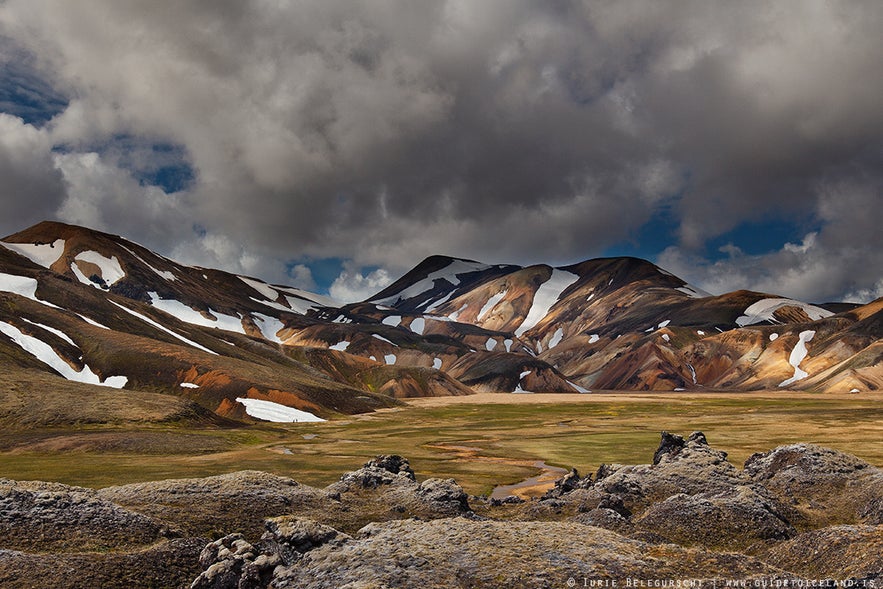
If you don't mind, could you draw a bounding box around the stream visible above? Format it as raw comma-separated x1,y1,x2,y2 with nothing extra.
426,442,569,500
489,460,569,500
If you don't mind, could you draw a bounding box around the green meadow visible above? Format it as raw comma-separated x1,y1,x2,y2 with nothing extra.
2,392,881,496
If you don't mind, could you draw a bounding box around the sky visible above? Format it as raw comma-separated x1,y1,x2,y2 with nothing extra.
0,1,881,304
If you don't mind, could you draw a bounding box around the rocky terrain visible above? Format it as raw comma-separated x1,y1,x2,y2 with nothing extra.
1,221,880,433
1,433,880,588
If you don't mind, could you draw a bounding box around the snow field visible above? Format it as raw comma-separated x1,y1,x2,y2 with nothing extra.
109,300,218,355
737,298,832,327
0,320,127,388
74,251,125,285
778,330,816,387
1,239,65,268
515,270,579,337
235,397,325,422
477,290,507,321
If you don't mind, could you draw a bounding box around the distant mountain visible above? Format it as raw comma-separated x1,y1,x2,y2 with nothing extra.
0,221,880,424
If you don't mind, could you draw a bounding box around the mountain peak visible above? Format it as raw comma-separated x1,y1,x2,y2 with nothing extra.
3,220,118,244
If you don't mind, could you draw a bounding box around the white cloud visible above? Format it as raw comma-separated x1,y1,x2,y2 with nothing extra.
0,1,880,302
0,113,66,234
329,264,393,303
286,264,317,291
659,229,883,304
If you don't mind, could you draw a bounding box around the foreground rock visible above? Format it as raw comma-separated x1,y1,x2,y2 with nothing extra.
2,437,882,588
98,470,332,538
0,479,173,552
744,443,883,526
0,538,206,589
761,525,883,581
197,516,785,588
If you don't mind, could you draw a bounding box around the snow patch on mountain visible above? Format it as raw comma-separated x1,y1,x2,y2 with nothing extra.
424,290,453,312
109,300,218,355
448,303,468,321
478,290,507,321
410,317,425,335
149,292,245,333
687,363,697,384
22,319,75,345
77,314,109,329
0,272,60,308
180,382,200,388
329,341,350,351
279,296,314,314
769,333,779,341
736,298,833,327
274,285,339,309
515,269,579,336
676,284,710,298
74,251,125,285
548,327,565,349
433,357,442,370
382,315,402,327
372,334,396,345
236,397,324,423
248,297,291,313
1,239,65,268
588,334,600,344
0,320,127,388
486,338,497,351
253,313,284,343
779,330,816,387
384,354,397,365
373,259,491,306
120,245,176,281
239,276,279,301
70,262,92,286
568,380,590,393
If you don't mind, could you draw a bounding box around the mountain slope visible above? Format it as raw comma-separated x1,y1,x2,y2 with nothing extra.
1,220,880,426
359,254,879,393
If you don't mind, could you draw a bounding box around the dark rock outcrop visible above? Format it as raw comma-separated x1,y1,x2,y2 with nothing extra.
328,454,417,491
744,443,883,526
635,485,796,550
0,479,171,552
268,517,783,588
191,518,351,589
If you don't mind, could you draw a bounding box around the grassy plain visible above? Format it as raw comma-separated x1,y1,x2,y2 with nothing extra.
1,390,882,496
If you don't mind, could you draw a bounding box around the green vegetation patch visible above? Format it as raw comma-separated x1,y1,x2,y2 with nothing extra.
0,393,881,496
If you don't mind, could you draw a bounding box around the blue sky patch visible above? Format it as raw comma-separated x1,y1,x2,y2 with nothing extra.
704,217,819,260
602,205,678,260
0,60,68,127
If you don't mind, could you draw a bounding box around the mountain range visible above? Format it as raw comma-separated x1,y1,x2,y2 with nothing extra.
1,221,880,423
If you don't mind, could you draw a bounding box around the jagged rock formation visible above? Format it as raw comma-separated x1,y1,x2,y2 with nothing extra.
187,436,882,588
1,436,881,587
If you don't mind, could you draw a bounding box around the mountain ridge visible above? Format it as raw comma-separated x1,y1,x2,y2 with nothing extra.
1,220,880,425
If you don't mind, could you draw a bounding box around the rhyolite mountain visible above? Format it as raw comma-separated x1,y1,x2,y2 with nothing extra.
1,221,880,423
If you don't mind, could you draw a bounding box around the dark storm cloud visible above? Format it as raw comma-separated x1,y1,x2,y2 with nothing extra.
0,1,880,301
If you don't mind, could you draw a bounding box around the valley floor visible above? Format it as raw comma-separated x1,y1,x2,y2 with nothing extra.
2,390,881,496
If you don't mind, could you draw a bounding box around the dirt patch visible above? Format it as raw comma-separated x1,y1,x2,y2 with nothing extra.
406,390,883,406
4,431,232,455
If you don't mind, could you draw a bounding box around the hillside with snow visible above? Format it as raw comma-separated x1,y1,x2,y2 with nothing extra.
0,221,881,426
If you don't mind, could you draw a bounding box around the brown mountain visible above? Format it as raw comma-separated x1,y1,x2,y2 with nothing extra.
1,221,880,426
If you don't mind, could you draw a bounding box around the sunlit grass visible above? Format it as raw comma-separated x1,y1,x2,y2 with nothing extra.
1,392,881,496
